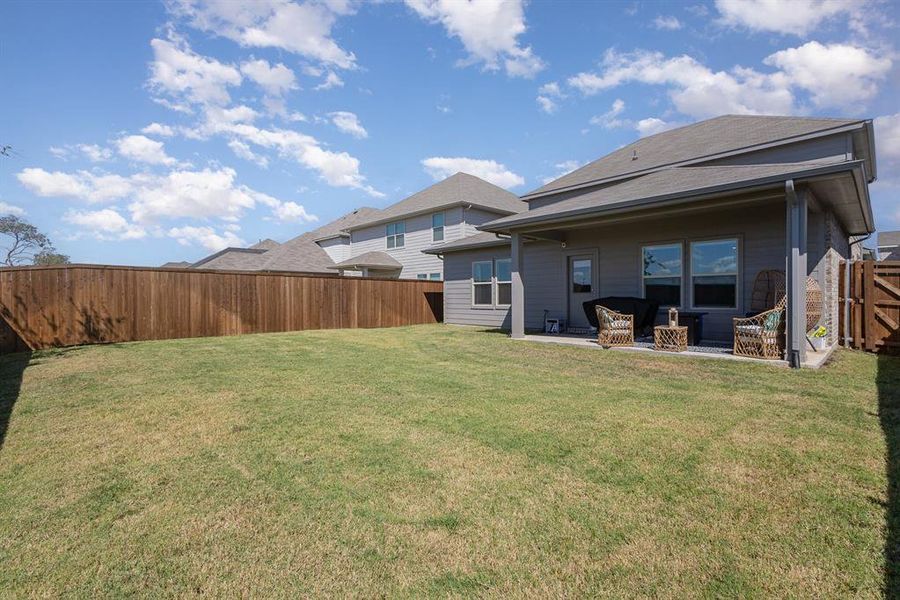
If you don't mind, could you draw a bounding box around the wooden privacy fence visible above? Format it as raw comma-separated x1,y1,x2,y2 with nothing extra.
0,264,443,353
840,260,900,354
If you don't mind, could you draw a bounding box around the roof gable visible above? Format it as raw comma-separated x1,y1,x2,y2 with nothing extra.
346,172,524,230
527,115,866,200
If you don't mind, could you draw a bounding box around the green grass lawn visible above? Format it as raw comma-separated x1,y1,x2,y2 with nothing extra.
1,325,898,597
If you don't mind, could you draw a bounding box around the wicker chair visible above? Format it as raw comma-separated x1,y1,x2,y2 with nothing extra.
733,296,786,359
595,305,634,347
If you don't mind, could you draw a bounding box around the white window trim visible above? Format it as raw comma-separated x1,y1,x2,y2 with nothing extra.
429,272,442,281
432,212,445,243
495,258,512,307
688,237,741,311
472,260,494,307
386,221,405,250
641,242,684,308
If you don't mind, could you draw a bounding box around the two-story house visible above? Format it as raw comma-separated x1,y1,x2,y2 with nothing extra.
428,115,877,367
327,172,524,279
171,173,523,279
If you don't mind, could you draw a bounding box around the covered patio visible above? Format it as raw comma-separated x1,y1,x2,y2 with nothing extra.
483,162,874,368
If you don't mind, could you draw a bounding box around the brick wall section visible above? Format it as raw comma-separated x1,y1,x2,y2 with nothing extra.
821,211,850,346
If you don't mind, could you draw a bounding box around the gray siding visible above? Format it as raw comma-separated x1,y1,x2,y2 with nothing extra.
443,246,512,328
347,206,514,279
443,200,848,342
318,237,350,263
707,132,853,167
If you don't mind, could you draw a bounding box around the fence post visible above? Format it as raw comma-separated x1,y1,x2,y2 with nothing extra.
863,260,876,352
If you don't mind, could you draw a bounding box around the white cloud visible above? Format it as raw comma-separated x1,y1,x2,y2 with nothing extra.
874,112,900,195
536,81,564,114
0,201,25,216
653,15,682,30
240,58,298,95
541,160,584,184
314,70,344,90
49,146,69,160
635,117,686,137
568,49,795,119
589,98,627,128
268,200,318,223
406,0,544,78
18,166,316,224
17,168,132,203
876,113,900,166
168,0,357,69
168,225,246,251
567,44,891,120
77,144,113,162
421,156,524,188
141,122,176,137
228,139,269,168
715,0,865,36
328,111,368,139
64,208,147,240
191,118,382,196
116,135,179,166
148,37,242,108
764,42,891,109
536,95,558,114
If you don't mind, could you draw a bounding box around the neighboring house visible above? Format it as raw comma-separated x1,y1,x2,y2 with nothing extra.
165,173,521,278
328,172,524,279
173,208,381,273
428,115,877,367
878,231,900,260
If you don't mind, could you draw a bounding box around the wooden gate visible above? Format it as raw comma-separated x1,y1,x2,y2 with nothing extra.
841,260,900,353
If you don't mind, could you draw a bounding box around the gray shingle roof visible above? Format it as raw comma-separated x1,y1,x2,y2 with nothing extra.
249,238,280,250
423,232,510,254
879,231,900,247
346,172,524,230
258,207,381,273
484,162,859,231
526,115,866,199
191,248,270,270
160,261,192,268
329,251,402,270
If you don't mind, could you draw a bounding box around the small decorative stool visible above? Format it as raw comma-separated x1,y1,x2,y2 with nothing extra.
654,325,688,352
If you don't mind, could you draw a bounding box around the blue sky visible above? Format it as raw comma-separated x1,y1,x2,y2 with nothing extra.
1,0,898,265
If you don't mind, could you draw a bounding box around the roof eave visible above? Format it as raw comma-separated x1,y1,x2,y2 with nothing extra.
343,201,518,232
520,120,869,202
480,162,867,234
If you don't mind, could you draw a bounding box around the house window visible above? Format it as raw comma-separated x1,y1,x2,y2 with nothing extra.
429,273,441,281
691,239,738,308
472,261,493,305
386,221,405,249
496,258,511,306
417,274,427,280
642,243,682,306
432,212,444,242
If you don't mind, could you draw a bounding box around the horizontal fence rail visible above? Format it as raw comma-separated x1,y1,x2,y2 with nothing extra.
840,259,900,354
0,265,443,353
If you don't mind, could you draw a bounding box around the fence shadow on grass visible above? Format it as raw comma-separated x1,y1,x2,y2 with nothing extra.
0,350,31,451
878,337,900,597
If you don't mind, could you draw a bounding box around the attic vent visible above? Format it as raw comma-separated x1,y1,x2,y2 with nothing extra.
632,150,639,161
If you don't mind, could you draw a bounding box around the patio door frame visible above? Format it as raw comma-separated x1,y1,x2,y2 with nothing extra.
563,247,600,329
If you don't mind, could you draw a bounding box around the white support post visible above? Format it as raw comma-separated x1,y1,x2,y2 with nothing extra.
785,180,808,368
510,232,525,339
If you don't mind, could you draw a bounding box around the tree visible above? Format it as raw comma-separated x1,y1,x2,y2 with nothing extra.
0,215,68,266
33,250,70,266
